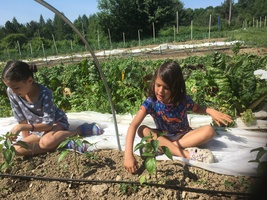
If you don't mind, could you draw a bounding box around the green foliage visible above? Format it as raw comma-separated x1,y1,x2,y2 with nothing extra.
231,42,242,55
1,34,28,49
117,183,138,195
0,95,13,117
97,0,181,42
229,28,267,47
0,132,28,172
240,109,255,126
0,54,266,118
226,54,267,111
134,131,173,184
224,180,234,188
249,147,267,175
185,52,267,118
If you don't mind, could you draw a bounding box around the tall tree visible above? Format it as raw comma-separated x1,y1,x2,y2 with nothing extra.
53,14,73,40
4,19,19,34
25,20,39,38
234,0,267,26
97,0,183,41
73,14,89,37
86,14,107,46
42,19,54,40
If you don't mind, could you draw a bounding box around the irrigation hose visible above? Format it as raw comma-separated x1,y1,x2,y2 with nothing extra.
34,0,121,151
0,173,252,197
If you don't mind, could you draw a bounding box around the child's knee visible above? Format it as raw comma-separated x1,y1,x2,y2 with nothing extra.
13,144,28,156
39,137,53,149
206,125,215,138
137,125,150,137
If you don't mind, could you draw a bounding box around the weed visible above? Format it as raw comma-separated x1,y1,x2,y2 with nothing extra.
195,179,207,185
117,183,138,195
224,180,234,188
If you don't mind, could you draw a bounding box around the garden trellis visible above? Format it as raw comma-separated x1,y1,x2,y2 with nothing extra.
34,0,121,151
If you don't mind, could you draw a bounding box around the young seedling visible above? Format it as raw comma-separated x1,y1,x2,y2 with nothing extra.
57,134,94,174
0,132,28,172
134,131,173,184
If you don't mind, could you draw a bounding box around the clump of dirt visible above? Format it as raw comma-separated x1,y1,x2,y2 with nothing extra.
0,149,262,200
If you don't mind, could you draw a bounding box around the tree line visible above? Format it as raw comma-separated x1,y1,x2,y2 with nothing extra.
0,0,266,56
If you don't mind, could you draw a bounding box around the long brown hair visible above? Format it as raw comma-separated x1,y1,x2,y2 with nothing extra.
149,61,186,105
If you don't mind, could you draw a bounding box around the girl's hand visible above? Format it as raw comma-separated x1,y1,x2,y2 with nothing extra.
8,132,19,141
208,108,233,126
124,155,138,174
9,124,22,141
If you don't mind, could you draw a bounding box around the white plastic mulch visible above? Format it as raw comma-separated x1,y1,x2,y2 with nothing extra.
1,111,266,177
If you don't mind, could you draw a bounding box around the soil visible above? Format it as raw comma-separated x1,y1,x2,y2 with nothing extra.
0,149,262,200
0,39,266,200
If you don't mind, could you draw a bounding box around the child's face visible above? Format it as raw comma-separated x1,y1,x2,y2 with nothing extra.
154,76,171,104
3,78,34,98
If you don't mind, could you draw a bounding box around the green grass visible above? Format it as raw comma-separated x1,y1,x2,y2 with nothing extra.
227,27,267,46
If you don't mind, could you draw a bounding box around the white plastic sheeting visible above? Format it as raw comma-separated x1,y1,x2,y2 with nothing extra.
254,69,267,80
1,111,266,177
0,41,243,65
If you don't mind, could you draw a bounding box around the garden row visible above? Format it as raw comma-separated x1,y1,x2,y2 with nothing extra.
0,52,266,126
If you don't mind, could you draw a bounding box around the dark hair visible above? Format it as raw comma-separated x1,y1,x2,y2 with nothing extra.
149,61,186,105
1,61,37,82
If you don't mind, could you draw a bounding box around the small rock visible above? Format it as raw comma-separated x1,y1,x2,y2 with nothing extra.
115,175,121,181
92,184,108,196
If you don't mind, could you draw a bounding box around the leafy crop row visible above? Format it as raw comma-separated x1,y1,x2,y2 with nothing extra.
0,52,266,121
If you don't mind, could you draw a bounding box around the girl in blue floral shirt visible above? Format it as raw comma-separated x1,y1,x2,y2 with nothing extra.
124,61,233,174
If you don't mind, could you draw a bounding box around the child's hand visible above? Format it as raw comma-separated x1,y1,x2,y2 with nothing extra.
9,125,22,140
124,155,138,174
208,108,233,126
8,132,19,141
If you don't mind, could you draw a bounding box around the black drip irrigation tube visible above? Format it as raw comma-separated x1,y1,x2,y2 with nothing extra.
0,173,252,198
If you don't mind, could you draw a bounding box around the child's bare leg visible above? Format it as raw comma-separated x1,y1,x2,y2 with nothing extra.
38,124,82,150
137,125,190,158
137,125,215,159
14,124,82,156
14,134,46,156
177,125,215,148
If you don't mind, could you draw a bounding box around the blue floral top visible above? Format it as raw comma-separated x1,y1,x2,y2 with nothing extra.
141,95,198,136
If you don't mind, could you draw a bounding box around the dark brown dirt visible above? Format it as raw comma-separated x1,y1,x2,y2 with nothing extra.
0,149,260,200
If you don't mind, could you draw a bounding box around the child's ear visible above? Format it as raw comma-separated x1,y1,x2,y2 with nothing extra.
28,77,34,84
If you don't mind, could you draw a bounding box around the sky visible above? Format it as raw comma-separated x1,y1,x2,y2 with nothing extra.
0,0,225,26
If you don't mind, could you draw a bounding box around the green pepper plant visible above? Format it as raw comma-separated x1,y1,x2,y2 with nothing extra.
57,135,95,174
134,131,173,184
249,147,267,175
0,132,28,172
